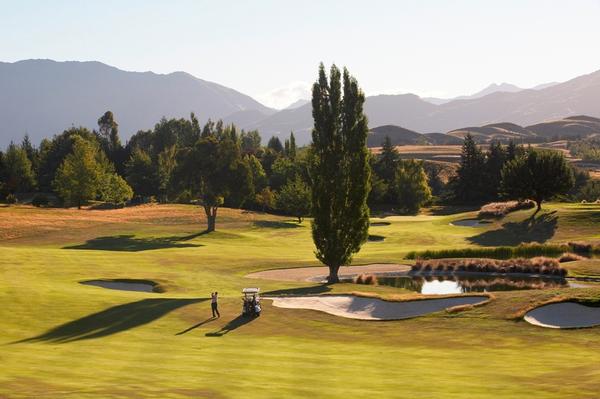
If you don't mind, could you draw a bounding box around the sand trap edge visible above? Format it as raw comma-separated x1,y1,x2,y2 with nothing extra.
269,294,488,321
524,301,600,329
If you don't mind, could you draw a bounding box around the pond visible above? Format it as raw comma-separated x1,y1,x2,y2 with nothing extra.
349,274,571,295
450,219,493,227
80,279,159,293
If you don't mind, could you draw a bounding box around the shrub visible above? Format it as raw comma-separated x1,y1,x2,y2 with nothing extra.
406,243,569,260
558,252,586,263
5,194,17,204
410,257,565,276
31,194,49,207
354,274,377,285
568,241,593,254
478,200,535,218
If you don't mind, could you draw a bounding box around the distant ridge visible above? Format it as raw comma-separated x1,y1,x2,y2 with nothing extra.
0,59,274,145
366,115,600,147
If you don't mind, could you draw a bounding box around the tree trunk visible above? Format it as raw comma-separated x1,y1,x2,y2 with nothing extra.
297,216,303,223
533,200,542,217
205,206,218,232
327,265,340,284
77,198,81,210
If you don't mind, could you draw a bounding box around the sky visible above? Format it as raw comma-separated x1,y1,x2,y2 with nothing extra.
3,0,600,109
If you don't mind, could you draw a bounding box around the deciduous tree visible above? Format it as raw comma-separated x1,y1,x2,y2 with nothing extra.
501,149,574,215
310,64,371,283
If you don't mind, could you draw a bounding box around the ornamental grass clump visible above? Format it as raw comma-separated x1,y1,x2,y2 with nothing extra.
409,257,565,276
478,200,535,218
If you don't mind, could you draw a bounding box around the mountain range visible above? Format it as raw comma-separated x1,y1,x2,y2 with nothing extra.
1,59,600,146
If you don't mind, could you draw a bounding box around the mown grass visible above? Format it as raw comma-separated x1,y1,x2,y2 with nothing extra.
1,203,600,398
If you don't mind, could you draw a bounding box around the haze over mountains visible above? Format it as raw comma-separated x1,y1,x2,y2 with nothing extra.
1,59,600,146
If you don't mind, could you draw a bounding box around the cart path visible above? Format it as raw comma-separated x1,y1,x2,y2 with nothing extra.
246,263,410,282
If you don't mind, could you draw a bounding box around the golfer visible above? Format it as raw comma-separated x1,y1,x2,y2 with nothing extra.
211,292,220,318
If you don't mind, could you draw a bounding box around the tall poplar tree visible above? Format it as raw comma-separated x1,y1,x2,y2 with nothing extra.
310,64,370,283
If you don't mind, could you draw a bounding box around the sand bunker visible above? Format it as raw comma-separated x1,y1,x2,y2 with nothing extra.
80,279,159,293
524,302,600,329
269,295,487,320
247,264,410,282
450,219,492,227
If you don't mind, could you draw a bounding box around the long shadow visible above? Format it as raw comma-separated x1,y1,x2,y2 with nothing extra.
467,212,558,246
430,205,481,216
64,232,208,252
263,284,332,296
253,221,301,229
175,317,216,335
15,298,206,344
205,315,256,337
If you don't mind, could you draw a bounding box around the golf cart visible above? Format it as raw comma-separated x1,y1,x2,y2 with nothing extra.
242,287,261,317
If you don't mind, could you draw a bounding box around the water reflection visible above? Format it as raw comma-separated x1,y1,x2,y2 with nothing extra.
354,274,570,294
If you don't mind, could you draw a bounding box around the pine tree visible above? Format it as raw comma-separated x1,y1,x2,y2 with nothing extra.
267,136,284,153
452,134,486,203
484,141,507,201
4,142,36,193
310,64,371,283
375,135,400,183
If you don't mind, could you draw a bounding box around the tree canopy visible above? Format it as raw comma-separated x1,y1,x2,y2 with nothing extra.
501,149,574,214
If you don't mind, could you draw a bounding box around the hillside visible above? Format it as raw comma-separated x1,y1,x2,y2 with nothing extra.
448,122,536,143
526,115,600,140
367,125,427,147
0,59,275,145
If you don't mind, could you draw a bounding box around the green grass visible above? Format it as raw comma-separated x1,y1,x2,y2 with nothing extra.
2,203,600,398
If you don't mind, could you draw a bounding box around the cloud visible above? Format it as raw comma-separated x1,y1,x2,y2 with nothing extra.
257,81,311,109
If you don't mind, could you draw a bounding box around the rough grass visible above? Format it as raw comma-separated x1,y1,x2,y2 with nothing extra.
2,203,600,398
406,243,570,260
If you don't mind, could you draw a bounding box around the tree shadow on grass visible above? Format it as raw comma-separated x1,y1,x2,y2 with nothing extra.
467,212,558,247
14,298,206,344
253,221,302,229
205,315,256,337
63,231,208,252
263,284,333,296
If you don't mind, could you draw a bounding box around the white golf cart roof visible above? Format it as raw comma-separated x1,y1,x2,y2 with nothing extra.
242,287,260,294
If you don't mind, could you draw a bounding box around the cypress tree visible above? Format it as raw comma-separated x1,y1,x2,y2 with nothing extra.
310,64,370,283
289,132,297,160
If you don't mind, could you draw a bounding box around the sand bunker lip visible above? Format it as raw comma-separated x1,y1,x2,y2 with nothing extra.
370,222,391,226
269,295,487,320
80,279,161,293
450,219,492,227
524,302,600,329
246,264,411,282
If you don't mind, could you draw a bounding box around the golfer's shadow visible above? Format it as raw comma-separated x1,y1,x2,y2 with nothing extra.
205,315,256,337
175,317,216,335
